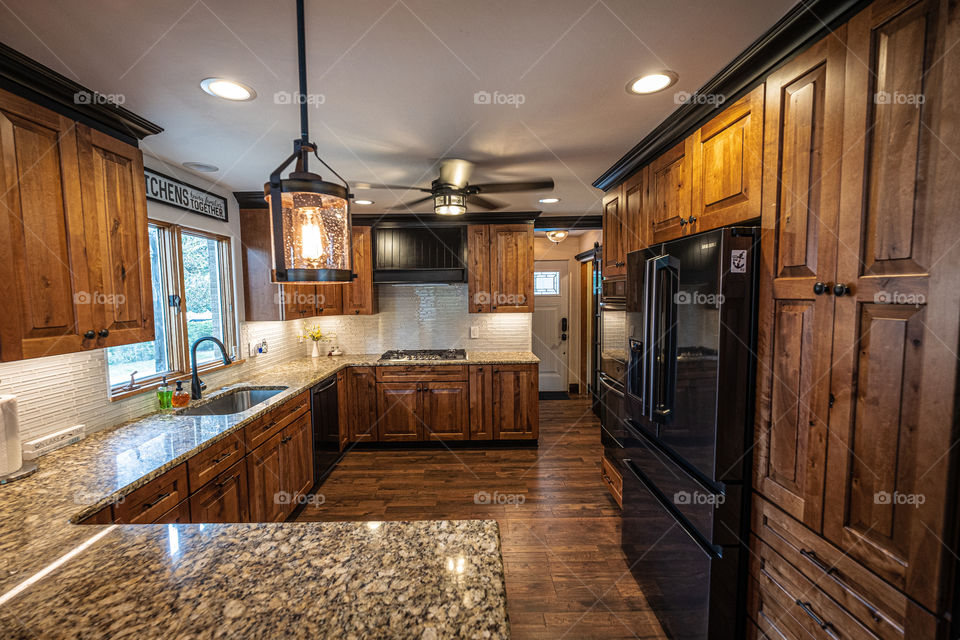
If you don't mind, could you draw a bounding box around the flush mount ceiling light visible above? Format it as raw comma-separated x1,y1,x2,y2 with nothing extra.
264,0,352,284
626,71,678,95
546,230,569,244
200,78,256,101
182,162,219,173
353,199,374,205
539,197,561,204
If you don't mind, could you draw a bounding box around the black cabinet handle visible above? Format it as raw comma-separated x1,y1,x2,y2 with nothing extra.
98,329,110,338
84,330,96,339
141,492,171,510
813,282,827,295
799,549,881,622
795,600,833,634
833,283,850,296
280,436,292,444
354,310,360,315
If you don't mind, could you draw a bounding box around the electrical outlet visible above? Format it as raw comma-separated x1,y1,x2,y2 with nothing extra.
470,326,479,339
248,342,257,358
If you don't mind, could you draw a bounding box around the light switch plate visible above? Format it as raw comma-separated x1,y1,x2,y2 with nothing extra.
470,326,480,339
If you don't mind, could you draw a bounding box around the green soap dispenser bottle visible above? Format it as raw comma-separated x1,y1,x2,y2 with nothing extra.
157,376,172,410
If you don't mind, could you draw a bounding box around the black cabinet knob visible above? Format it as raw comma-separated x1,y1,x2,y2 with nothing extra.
833,283,850,297
98,329,110,338
84,330,96,340
679,217,687,226
354,310,360,315
813,282,827,295
688,216,697,224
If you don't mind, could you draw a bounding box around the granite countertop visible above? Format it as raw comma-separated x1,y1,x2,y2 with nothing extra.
0,351,531,638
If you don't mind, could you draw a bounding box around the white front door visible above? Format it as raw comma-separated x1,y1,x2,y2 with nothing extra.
532,260,569,392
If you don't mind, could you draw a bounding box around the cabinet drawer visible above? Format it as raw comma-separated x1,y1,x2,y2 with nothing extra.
376,365,468,382
77,505,113,524
600,455,622,508
187,432,245,492
751,535,885,640
244,392,309,451
153,499,191,524
752,495,937,639
189,459,248,523
113,463,188,524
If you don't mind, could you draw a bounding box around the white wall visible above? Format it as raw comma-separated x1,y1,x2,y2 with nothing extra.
534,235,587,391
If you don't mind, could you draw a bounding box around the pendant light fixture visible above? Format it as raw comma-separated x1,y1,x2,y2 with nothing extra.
265,0,352,283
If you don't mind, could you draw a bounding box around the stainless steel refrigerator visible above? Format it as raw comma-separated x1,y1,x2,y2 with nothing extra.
620,227,759,639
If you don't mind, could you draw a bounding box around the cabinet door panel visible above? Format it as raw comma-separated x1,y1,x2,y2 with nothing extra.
247,433,287,522
349,367,379,441
468,365,494,440
753,35,845,533
601,186,624,277
280,413,314,504
691,85,764,230
422,381,469,440
825,0,959,611
342,226,376,315
648,139,692,243
189,460,248,523
467,224,491,313
77,125,153,348
622,167,648,254
489,224,534,312
0,90,92,360
377,383,421,441
316,284,343,316
492,365,539,439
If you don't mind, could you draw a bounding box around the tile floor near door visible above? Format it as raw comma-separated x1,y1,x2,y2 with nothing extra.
297,398,667,639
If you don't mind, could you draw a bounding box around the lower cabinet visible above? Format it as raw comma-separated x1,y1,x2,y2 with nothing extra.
421,381,469,440
491,364,539,439
154,499,192,524
280,412,314,505
377,383,422,441
247,432,286,522
467,365,494,440
342,366,378,442
189,459,248,523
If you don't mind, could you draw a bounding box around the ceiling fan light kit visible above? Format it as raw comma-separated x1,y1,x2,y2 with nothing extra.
265,0,353,284
434,192,466,215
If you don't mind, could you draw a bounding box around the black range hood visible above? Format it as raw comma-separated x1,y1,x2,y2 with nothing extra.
372,225,466,284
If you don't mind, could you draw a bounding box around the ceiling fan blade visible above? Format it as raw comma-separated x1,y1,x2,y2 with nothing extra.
471,178,554,193
386,195,434,211
438,159,473,188
354,182,431,192
466,194,506,210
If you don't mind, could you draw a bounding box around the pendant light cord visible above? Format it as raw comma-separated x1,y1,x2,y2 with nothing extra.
297,0,308,146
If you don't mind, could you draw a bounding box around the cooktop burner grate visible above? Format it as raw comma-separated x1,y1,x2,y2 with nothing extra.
379,349,467,361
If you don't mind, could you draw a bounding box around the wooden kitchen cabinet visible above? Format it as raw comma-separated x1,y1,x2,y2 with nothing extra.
468,223,534,313
601,185,625,278
0,88,153,361
342,366,378,442
154,499,192,524
491,364,539,439
753,33,846,533
377,383,422,441
246,431,287,522
622,166,649,254
689,85,764,232
189,459,248,523
421,381,469,440
648,138,693,244
342,225,377,315
467,365,494,440
280,412,314,506
113,463,189,524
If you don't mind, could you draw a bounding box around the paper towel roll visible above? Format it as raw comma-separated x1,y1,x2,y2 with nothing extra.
0,395,22,476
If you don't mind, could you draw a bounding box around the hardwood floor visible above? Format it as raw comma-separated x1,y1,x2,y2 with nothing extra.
296,397,667,639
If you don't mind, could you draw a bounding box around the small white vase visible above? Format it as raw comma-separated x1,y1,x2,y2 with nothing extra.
311,341,322,358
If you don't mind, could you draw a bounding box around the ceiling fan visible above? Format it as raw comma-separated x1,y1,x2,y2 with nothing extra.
353,158,554,215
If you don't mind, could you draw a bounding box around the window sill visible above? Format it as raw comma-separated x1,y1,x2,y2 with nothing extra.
108,359,247,402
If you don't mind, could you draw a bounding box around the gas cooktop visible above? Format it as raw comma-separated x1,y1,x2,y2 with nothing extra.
379,349,467,362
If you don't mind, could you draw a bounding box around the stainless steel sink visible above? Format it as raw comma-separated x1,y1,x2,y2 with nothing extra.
178,387,288,416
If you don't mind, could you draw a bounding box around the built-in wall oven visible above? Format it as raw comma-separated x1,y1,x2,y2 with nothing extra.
599,299,627,466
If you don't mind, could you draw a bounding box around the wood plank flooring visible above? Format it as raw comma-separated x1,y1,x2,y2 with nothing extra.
296,398,668,639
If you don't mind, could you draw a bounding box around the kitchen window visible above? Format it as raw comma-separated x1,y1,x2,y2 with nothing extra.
106,221,237,397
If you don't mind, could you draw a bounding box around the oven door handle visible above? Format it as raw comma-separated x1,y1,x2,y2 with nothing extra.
622,458,722,561
624,418,726,496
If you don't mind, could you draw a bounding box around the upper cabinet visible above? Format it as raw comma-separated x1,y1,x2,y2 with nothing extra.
648,139,693,244
0,88,153,361
468,223,534,313
239,212,377,321
689,85,764,231
601,186,625,278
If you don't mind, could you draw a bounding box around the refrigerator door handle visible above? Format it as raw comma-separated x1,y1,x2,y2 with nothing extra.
648,254,679,423
642,255,656,420
624,418,726,496
622,458,723,561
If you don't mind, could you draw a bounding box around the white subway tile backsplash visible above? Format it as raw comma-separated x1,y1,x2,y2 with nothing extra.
0,284,530,445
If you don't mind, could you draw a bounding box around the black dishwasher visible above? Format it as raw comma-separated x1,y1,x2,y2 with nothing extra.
310,375,343,486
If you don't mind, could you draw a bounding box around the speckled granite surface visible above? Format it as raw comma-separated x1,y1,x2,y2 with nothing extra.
0,352,530,638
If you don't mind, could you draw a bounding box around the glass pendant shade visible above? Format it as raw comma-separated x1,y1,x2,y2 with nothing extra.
434,193,466,216
265,174,352,282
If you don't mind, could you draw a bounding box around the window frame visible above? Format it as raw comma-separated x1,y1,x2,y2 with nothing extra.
107,220,240,400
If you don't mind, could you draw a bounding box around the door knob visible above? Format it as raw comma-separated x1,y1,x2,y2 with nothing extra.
833,283,850,297
813,282,827,295
98,329,110,338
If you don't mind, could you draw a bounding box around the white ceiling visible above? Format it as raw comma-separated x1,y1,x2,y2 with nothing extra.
0,0,796,215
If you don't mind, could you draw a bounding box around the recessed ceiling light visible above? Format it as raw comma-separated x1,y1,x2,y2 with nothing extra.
200,78,256,101
353,199,374,205
539,197,561,204
182,162,219,173
626,71,678,95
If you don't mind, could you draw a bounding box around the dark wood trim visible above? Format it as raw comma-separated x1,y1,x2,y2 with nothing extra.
233,191,267,209
535,215,602,230
592,0,871,191
575,245,600,262
0,42,163,143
